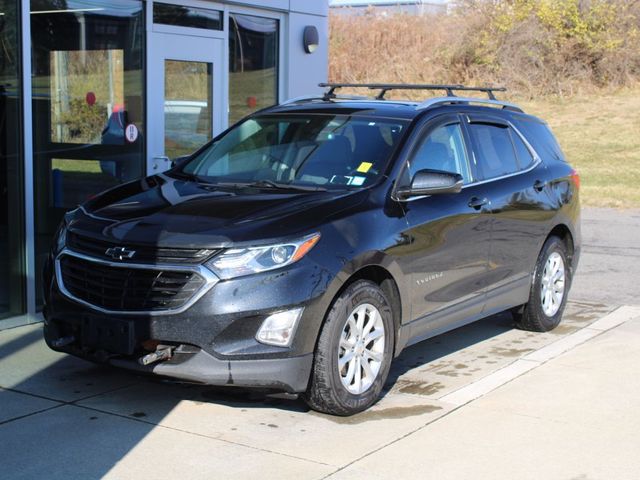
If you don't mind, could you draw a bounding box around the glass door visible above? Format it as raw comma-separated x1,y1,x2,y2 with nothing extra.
30,0,146,308
148,31,224,174
0,0,25,319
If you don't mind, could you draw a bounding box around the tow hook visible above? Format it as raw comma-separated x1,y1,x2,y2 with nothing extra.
51,336,75,348
139,345,174,366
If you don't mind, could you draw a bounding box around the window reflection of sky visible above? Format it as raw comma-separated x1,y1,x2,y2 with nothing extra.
31,0,141,17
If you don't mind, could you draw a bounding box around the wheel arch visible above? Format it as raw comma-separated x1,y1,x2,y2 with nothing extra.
316,256,409,358
546,223,576,274
343,265,403,350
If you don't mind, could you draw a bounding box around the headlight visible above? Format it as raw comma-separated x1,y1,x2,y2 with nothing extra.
206,233,321,279
54,222,68,254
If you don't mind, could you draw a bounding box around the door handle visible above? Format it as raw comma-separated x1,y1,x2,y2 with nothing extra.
533,180,548,192
468,197,489,210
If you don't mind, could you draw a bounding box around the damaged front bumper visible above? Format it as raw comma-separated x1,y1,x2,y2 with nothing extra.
43,320,314,393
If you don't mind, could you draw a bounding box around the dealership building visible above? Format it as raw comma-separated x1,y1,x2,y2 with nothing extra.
0,0,328,328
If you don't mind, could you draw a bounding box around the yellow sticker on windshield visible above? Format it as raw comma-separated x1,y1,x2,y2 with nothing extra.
357,162,373,173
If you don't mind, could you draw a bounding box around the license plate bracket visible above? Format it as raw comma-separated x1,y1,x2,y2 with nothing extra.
81,317,136,355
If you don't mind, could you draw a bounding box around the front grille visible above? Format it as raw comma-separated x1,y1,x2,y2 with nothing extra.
59,254,206,312
67,231,219,265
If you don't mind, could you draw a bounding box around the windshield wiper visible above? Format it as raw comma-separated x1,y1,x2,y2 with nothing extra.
181,179,327,192
222,180,327,192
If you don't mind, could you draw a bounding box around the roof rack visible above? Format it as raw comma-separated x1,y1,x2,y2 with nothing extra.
319,82,507,101
279,84,523,113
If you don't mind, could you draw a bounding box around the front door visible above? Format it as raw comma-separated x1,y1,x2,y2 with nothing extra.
398,115,493,341
148,31,224,174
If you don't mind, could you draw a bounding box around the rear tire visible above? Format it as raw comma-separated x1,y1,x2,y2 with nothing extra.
304,280,394,416
514,236,570,332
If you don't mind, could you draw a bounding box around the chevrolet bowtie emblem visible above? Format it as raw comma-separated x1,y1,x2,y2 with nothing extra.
105,247,136,261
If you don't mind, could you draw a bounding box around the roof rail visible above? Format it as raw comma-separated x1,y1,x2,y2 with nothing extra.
280,93,370,106
280,95,323,105
417,96,524,113
319,82,507,101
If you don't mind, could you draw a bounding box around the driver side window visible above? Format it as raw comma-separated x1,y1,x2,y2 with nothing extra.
409,123,472,184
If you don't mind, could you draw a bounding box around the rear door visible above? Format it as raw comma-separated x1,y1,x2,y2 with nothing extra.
463,113,555,312
397,114,493,340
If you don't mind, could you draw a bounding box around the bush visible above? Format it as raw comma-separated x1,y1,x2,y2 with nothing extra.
58,99,108,143
329,0,640,97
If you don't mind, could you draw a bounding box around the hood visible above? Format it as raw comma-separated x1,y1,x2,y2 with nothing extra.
68,174,366,248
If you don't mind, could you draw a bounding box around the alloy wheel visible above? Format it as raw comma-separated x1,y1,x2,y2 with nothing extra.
337,303,385,395
540,251,565,317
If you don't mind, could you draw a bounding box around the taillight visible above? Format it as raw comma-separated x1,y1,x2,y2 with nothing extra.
570,169,580,189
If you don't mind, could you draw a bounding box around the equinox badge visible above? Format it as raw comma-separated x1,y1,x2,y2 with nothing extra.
105,247,136,261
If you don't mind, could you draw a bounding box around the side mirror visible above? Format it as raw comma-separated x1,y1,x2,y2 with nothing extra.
170,155,191,168
396,169,463,200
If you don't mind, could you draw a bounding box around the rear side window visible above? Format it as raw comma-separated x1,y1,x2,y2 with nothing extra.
468,123,519,179
516,119,566,163
512,131,535,169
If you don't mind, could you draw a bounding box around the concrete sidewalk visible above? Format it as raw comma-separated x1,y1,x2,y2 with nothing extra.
328,306,640,480
1,304,639,479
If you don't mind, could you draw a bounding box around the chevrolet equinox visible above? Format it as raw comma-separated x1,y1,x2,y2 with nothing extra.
44,83,580,416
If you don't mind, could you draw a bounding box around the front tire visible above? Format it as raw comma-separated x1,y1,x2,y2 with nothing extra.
514,236,570,332
304,280,394,416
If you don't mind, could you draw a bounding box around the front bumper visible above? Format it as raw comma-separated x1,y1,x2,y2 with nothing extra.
43,252,335,393
44,327,313,392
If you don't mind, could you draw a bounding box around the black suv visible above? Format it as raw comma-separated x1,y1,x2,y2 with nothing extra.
43,84,580,416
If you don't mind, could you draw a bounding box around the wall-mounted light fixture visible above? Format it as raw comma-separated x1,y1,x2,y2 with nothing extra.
303,25,319,54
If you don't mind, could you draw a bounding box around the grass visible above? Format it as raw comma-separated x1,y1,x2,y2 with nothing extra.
52,159,102,174
516,89,640,208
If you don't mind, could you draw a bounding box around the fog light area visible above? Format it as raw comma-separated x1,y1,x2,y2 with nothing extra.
256,308,304,347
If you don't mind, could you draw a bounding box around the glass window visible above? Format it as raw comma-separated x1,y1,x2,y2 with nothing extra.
49,49,128,145
0,0,25,318
181,115,408,189
31,0,145,307
153,3,222,31
229,14,279,124
164,60,213,159
512,130,535,169
468,123,520,179
409,123,472,183
517,119,566,163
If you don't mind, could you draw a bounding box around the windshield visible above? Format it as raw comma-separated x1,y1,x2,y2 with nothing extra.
179,114,408,189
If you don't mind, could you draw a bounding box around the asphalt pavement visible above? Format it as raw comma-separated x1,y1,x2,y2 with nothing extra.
572,207,640,305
